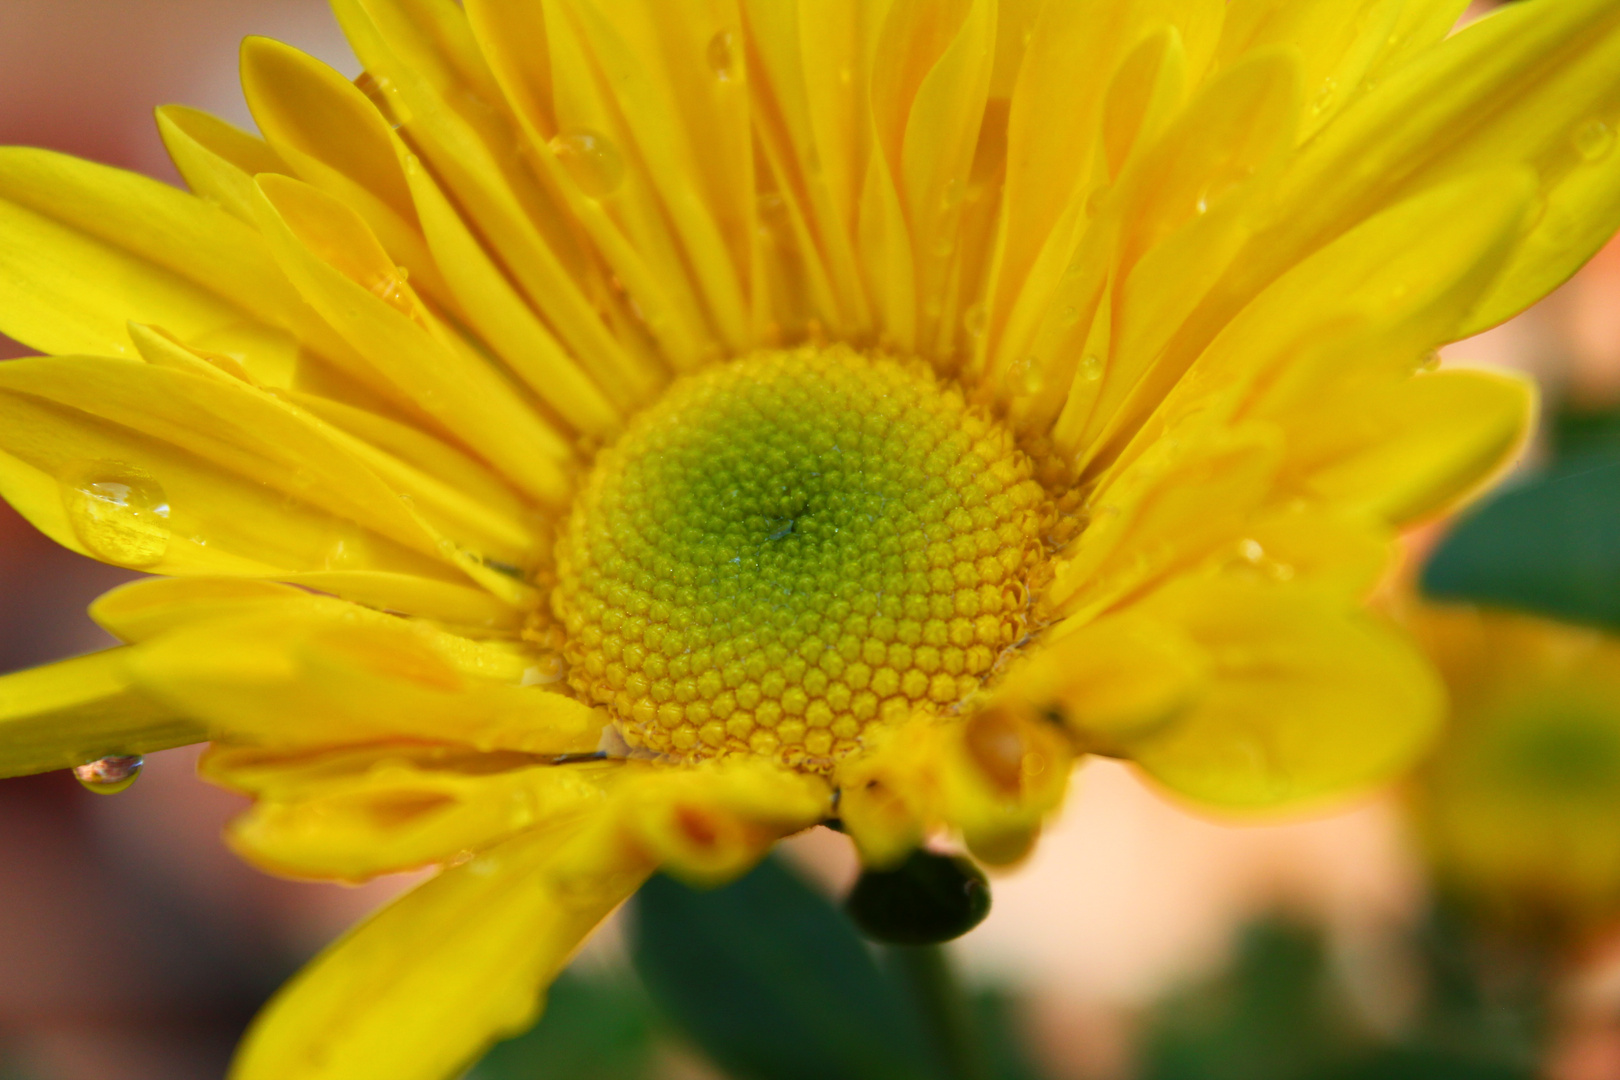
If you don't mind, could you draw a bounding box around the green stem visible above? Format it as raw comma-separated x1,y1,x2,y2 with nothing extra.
891,944,991,1080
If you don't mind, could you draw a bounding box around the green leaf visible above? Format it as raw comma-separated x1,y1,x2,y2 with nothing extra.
1136,917,1358,1080
631,855,943,1080
1550,406,1620,461
1421,449,1620,631
467,968,656,1080
973,989,1049,1080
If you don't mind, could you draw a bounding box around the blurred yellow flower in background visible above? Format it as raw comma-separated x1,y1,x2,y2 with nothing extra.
0,0,1615,1077
1409,605,1620,933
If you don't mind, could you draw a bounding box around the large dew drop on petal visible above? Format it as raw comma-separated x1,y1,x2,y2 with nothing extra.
59,463,171,568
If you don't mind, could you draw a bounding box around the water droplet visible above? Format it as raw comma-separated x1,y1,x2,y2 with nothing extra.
1084,184,1110,217
963,302,988,339
1079,354,1104,382
1573,118,1615,162
707,29,740,82
1239,538,1265,563
941,178,965,210
1009,355,1043,394
368,269,415,318
548,129,625,199
1309,78,1339,118
522,653,566,686
61,464,171,568
73,755,143,795
1058,304,1080,327
1419,350,1441,373
323,525,373,569
1020,358,1044,394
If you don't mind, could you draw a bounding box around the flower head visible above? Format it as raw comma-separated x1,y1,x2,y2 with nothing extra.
1408,604,1620,933
0,0,1617,1076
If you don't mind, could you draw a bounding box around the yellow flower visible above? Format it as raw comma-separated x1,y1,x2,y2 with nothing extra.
0,0,1615,1075
1407,604,1620,932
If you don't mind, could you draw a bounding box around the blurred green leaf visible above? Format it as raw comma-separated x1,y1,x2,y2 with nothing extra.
467,968,656,1080
631,855,943,1080
1318,1045,1534,1080
1137,917,1359,1080
973,989,1048,1080
1422,448,1620,631
1550,406,1620,461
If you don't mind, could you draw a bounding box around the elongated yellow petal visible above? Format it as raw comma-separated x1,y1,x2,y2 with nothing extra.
241,37,455,311
1048,420,1282,621
1046,47,1299,444
0,649,204,778
1291,367,1536,527
250,175,575,506
156,105,291,224
556,0,753,352
230,815,648,1080
835,707,1075,869
91,577,528,680
333,0,664,391
1217,0,1468,138
0,147,357,386
1125,577,1444,809
1258,0,1620,330
0,380,454,581
1102,167,1534,489
0,355,520,568
1006,610,1210,749
607,759,831,885
469,0,714,376
399,153,625,437
278,389,529,524
203,743,617,881
128,612,602,753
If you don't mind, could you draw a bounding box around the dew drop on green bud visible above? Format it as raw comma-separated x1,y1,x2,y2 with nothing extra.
844,848,991,945
72,755,143,795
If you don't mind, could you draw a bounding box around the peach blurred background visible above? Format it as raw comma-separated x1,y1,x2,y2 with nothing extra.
1,3,1618,1079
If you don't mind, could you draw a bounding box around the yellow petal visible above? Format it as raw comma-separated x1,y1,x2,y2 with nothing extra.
1293,367,1536,526
250,174,575,507
203,743,617,881
1262,0,1620,331
1217,0,1468,138
1047,420,1282,621
333,0,664,391
91,576,528,680
552,0,753,352
1049,47,1299,448
230,817,648,1080
937,706,1077,866
0,371,459,580
835,709,1076,869
1125,577,1444,809
1005,610,1209,749
607,759,831,886
0,146,362,386
0,354,528,570
836,717,939,868
1104,167,1534,489
0,649,204,779
240,36,455,311
128,612,603,753
156,105,291,224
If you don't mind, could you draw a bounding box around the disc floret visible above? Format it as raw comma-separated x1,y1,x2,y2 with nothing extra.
552,346,1053,772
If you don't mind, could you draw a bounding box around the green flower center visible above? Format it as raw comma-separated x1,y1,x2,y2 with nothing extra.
552,346,1052,772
